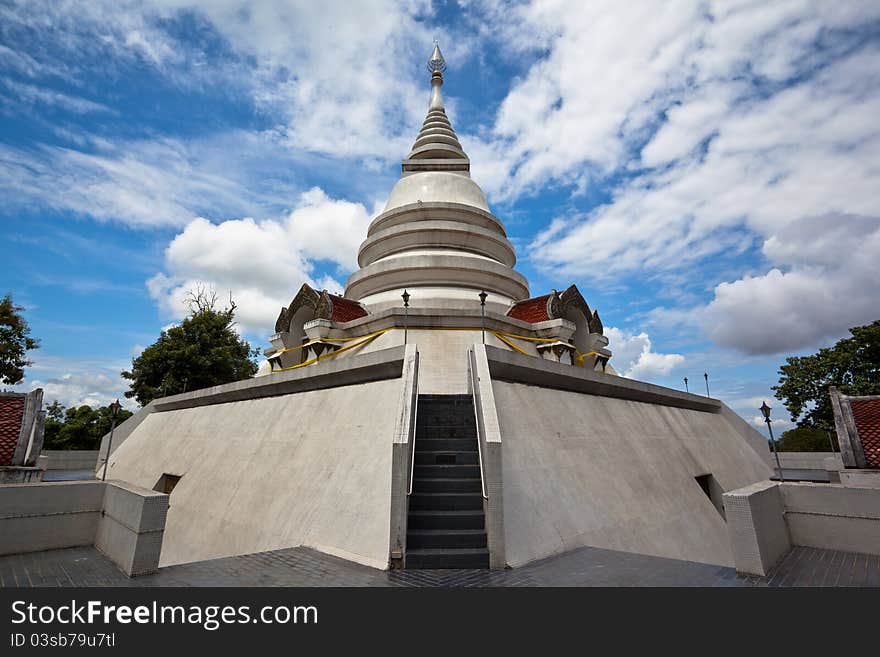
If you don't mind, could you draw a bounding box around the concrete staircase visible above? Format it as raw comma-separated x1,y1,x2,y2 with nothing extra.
406,394,489,569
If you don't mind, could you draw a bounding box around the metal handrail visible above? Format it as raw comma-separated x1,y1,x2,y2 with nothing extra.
406,375,419,496
469,350,489,500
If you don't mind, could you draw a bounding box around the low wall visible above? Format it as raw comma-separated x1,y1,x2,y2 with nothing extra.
723,481,791,576
777,452,841,470
40,450,100,471
482,346,772,568
0,480,168,576
103,346,412,569
781,482,880,555
724,480,880,575
0,481,103,555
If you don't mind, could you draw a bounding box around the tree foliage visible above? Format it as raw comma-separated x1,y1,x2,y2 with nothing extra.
122,287,259,406
776,425,838,452
773,320,880,429
43,402,133,451
0,293,39,385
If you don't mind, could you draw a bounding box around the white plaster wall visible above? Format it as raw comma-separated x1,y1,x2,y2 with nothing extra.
105,380,401,569
777,452,841,470
494,381,772,567
357,329,527,395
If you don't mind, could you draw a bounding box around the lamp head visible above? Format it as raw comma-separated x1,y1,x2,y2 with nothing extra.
760,401,772,421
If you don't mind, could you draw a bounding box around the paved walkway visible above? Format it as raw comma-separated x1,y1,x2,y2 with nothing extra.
1,544,877,587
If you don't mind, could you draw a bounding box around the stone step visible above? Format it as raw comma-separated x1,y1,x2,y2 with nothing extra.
406,529,488,549
413,477,482,493
407,509,485,530
415,451,479,465
416,425,476,440
405,548,490,569
414,437,477,452
414,464,481,480
409,492,483,510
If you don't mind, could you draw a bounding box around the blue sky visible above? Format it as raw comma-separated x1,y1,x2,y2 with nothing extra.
2,1,879,431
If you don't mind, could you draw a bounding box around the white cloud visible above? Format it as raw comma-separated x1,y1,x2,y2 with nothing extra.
496,2,880,355
0,0,452,161
0,131,323,227
0,77,115,114
10,355,136,410
605,326,685,380
703,214,880,354
749,415,794,433
147,187,370,334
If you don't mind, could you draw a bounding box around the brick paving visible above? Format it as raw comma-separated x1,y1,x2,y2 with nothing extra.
1,544,877,588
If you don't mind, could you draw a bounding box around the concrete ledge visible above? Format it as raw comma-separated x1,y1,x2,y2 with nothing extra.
839,469,880,489
390,345,419,568
40,450,99,471
101,346,407,459
469,344,505,569
153,345,406,411
723,481,791,576
0,466,44,484
484,345,720,412
780,482,880,519
0,480,168,577
724,480,880,574
96,481,168,576
777,452,841,470
0,481,105,556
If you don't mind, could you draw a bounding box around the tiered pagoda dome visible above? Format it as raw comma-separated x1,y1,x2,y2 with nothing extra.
345,44,528,313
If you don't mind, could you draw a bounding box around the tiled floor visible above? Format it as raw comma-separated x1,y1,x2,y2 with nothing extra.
1,544,876,588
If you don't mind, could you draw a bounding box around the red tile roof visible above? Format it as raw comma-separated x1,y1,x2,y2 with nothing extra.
506,294,553,323
851,398,880,469
0,395,25,466
327,295,368,323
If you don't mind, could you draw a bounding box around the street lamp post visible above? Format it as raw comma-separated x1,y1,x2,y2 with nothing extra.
704,372,710,398
761,401,784,481
101,399,122,482
401,290,410,345
478,290,488,344
683,377,689,393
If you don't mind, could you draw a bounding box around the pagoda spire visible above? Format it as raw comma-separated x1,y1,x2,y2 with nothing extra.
403,42,469,172
428,41,446,111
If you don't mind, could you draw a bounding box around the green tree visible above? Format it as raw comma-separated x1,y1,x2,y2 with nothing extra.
122,287,258,406
776,425,838,452
0,293,39,385
43,400,66,447
42,402,133,450
773,320,880,430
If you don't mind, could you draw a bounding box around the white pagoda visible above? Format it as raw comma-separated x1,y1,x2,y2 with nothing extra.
102,46,772,571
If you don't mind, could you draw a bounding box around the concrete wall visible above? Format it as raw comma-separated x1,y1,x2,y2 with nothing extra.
724,480,880,575
722,481,791,576
359,327,519,395
0,481,103,555
491,375,772,568
780,482,880,555
41,450,100,471
95,481,168,576
0,480,167,576
777,452,841,470
104,349,409,569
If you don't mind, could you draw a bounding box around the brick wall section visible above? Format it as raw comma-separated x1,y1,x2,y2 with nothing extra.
851,399,880,469
506,294,552,323
0,396,25,466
